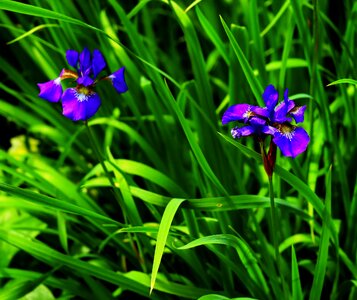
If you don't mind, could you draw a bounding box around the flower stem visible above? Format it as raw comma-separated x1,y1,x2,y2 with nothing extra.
84,121,122,206
268,175,279,263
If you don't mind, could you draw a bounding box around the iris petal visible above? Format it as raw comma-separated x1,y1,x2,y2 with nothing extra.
272,126,310,158
273,101,292,123
222,104,267,125
290,105,306,123
222,104,250,125
109,67,128,94
262,84,278,112
79,47,91,75
77,75,94,87
92,49,106,78
37,77,62,102
66,50,79,69
61,88,101,121
231,126,256,139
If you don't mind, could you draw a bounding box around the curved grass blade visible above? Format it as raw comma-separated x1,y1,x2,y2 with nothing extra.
0,183,119,226
177,234,269,297
150,198,186,294
327,78,357,86
0,266,59,300
0,230,153,298
6,24,59,45
0,0,101,32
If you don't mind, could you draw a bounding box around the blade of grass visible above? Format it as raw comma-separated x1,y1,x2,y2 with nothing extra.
291,246,303,300
177,234,270,297
150,198,186,294
309,166,332,300
220,16,264,106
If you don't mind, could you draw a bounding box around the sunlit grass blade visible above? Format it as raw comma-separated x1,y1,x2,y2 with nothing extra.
57,211,68,254
0,183,119,226
327,78,357,86
150,198,186,294
0,0,102,32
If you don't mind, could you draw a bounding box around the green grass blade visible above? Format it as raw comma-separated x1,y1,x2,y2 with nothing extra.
291,246,303,300
57,211,68,254
0,0,102,32
196,6,229,64
327,78,357,86
0,183,119,226
150,198,186,293
0,230,152,298
309,167,332,300
220,16,264,106
178,234,269,297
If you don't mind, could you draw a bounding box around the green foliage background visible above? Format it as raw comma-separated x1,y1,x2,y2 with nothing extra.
0,0,356,299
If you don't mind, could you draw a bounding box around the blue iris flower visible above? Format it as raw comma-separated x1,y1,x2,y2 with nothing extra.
222,84,310,158
38,47,128,121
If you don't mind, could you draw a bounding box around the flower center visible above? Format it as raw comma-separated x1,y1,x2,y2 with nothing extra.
75,85,92,102
276,123,295,140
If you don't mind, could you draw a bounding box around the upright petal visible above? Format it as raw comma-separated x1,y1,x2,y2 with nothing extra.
273,100,292,123
289,105,307,123
77,75,94,87
38,77,62,102
283,88,290,102
262,85,279,112
79,47,91,75
272,126,310,158
108,67,128,94
231,126,257,139
92,49,106,78
66,50,79,69
61,88,101,121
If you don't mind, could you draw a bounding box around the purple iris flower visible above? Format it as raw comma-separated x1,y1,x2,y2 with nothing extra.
37,47,128,121
222,84,310,158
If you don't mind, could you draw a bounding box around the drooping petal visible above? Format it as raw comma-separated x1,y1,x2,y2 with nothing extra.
92,49,106,78
61,87,101,121
79,47,91,75
272,126,310,158
262,84,279,112
77,75,94,87
231,126,257,139
289,105,307,123
261,125,277,136
222,104,250,125
108,67,128,94
37,77,62,102
222,104,268,125
66,50,79,69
